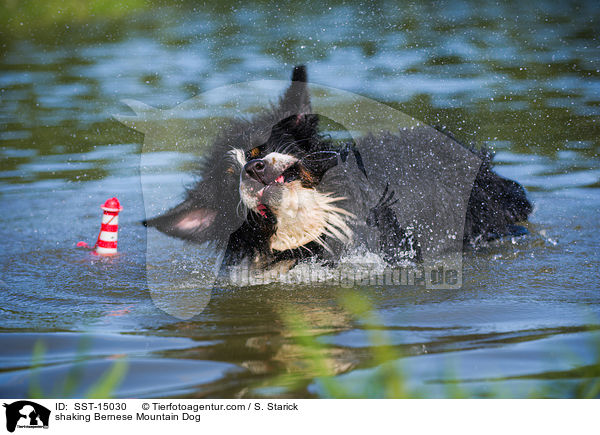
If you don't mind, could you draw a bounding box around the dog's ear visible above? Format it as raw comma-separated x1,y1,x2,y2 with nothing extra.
279,65,311,115
270,113,319,148
143,198,218,243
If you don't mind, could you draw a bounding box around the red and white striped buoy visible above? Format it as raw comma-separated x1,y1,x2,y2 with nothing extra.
94,197,123,256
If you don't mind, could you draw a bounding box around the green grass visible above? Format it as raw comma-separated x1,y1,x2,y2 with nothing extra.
273,292,414,398
28,337,128,399
0,0,148,36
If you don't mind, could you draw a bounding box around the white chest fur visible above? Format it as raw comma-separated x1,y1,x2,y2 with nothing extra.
270,181,354,252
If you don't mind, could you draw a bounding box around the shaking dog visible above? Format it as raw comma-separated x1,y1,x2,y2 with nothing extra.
144,66,532,277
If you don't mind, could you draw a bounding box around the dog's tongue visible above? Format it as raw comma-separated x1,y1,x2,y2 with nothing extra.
257,204,268,218
275,175,284,183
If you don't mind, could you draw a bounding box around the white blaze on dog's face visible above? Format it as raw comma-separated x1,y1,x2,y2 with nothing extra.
230,147,353,252
235,150,298,210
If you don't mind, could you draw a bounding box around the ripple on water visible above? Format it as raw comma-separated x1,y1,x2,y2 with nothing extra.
0,332,239,398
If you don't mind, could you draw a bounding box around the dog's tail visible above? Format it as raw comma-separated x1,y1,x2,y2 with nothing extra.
464,149,533,243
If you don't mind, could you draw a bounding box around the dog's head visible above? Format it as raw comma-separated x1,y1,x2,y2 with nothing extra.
145,66,354,255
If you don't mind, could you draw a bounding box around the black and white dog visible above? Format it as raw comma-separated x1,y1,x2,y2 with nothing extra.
144,66,532,276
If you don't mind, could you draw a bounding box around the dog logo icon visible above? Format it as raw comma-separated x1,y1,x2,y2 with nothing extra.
3,401,50,432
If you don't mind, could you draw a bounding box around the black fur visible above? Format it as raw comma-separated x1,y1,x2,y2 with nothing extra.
366,183,423,263
464,148,532,243
221,209,277,269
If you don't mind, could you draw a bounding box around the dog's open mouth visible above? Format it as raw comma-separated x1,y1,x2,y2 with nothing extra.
255,168,298,217
257,174,286,197
255,174,285,217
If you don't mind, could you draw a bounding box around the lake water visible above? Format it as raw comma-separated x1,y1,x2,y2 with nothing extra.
1,0,599,398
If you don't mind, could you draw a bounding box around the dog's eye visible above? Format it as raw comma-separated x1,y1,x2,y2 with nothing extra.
281,163,300,183
245,144,266,160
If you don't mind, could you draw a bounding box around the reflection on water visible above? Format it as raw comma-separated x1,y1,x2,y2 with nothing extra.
0,0,599,398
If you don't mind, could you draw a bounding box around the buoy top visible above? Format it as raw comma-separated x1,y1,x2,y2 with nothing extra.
101,197,123,212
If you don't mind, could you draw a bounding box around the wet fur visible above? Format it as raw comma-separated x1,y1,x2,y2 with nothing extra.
144,65,532,274
268,182,354,252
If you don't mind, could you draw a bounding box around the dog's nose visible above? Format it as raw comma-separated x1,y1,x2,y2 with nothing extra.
244,159,266,183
